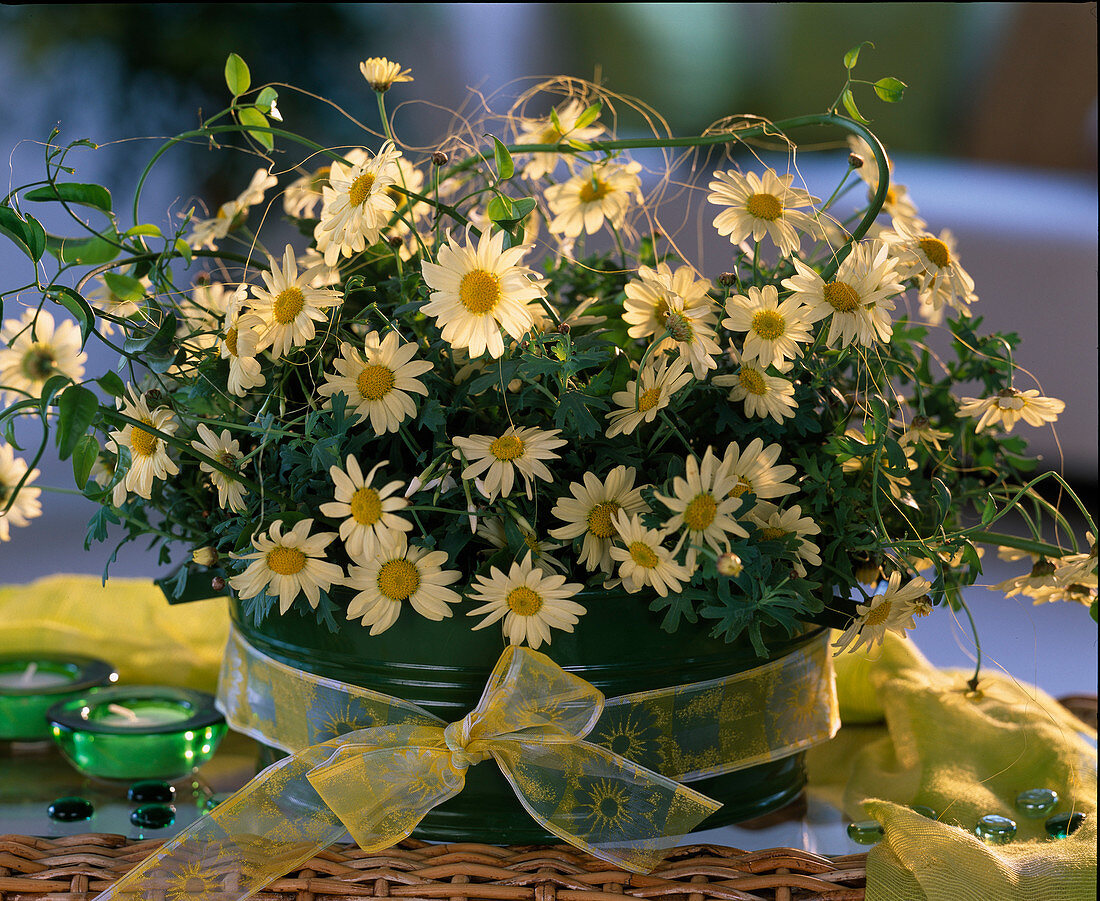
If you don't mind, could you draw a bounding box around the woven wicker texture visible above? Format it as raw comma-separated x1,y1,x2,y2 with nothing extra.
0,835,867,900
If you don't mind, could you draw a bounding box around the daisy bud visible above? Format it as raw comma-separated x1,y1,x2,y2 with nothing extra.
848,153,864,169
664,310,694,343
717,272,738,287
192,546,219,567
913,595,934,617
211,576,227,592
387,234,404,248
717,552,743,577
431,151,449,166
557,322,571,334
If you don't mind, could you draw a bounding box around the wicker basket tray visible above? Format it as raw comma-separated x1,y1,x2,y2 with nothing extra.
0,834,867,900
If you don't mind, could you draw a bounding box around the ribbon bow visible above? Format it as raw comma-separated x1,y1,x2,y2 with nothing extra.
96,646,722,900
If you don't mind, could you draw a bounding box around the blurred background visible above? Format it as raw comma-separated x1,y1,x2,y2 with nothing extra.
0,3,1095,688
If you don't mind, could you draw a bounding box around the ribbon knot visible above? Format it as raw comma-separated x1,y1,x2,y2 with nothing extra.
442,718,489,769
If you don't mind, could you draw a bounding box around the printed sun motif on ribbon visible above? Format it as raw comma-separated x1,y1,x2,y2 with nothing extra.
590,702,664,772
572,775,659,843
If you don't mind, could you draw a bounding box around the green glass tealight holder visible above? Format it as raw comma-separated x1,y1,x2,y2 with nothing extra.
46,686,227,781
0,654,117,741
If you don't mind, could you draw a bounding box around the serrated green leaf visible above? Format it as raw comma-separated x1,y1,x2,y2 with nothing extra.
574,100,602,130
239,106,273,151
97,371,125,398
25,182,113,214
841,88,871,125
225,52,251,96
0,206,46,262
72,433,99,490
124,223,163,238
844,41,873,70
873,76,907,103
102,272,146,303
56,385,99,460
487,135,514,180
51,286,95,348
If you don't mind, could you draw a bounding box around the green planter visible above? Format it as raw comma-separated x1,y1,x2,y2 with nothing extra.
232,588,822,843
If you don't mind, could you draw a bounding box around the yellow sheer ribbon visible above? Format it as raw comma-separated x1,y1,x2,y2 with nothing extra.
95,629,838,900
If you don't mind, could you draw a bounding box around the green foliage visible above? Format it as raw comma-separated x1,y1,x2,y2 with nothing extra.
224,52,251,96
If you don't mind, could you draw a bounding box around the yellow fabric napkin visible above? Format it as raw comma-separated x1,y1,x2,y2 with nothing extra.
0,574,228,692
818,632,1097,901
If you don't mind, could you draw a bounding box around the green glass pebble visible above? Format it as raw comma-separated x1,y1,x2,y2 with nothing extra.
910,805,937,819
847,820,885,844
130,803,176,829
1045,811,1086,838
127,780,175,804
47,796,94,822
974,814,1017,844
1015,788,1058,818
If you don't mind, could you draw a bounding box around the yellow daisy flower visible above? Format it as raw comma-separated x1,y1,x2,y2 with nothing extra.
957,388,1064,433
707,168,820,258
832,572,932,654
420,227,545,359
622,262,716,352
545,159,643,238
315,141,403,266
317,330,432,435
713,362,798,423
609,511,692,597
897,415,952,452
359,57,413,92
722,284,813,370
220,312,266,397
106,386,180,501
549,465,649,575
514,98,607,180
249,244,341,359
229,519,344,615
319,456,411,561
0,308,87,404
467,552,586,649
344,533,462,635
605,355,693,438
189,423,247,513
884,222,977,319
452,425,566,501
655,446,748,557
720,437,799,501
0,442,42,542
748,501,822,576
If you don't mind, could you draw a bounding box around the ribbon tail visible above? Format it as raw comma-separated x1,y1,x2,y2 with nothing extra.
491,740,722,875
93,745,349,901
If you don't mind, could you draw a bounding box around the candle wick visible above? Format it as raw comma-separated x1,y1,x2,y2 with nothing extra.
18,662,39,686
106,703,140,721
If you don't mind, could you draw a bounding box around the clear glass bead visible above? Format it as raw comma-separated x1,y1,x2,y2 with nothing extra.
974,814,1017,844
847,820,884,844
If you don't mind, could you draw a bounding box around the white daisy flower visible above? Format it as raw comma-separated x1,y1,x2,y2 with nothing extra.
186,168,278,250
0,308,87,404
883,222,977,318
189,423,247,513
662,294,723,379
605,355,693,438
452,426,566,501
477,512,567,574
359,57,413,92
847,135,928,232
720,437,799,501
514,98,607,180
897,415,952,452
655,446,748,557
748,501,821,576
609,511,692,597
220,312,267,397
317,330,432,435
707,168,820,258
722,284,813,369
549,466,650,575
832,572,932,654
420,227,545,359
344,533,461,635
957,389,1064,433
0,442,42,542
545,159,643,238
319,456,411,561
229,519,344,615
249,244,342,359
106,386,180,501
622,262,717,353
467,552,586,649
713,363,798,423
315,141,403,266
85,274,149,335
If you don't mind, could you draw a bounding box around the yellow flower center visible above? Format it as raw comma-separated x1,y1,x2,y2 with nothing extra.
683,493,717,531
348,172,376,207
638,388,662,411
729,477,752,498
746,193,782,221
885,187,898,206
739,367,768,396
273,286,306,324
377,558,420,600
21,345,56,381
350,487,382,525
489,435,525,461
506,585,544,616
823,281,861,313
458,269,502,314
224,326,239,357
129,418,159,458
919,237,951,269
629,541,659,569
579,178,611,203
522,530,541,550
760,526,787,541
864,599,892,627
266,546,306,576
356,363,396,400
587,501,621,539
751,309,786,340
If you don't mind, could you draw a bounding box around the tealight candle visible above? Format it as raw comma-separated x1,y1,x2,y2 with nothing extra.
46,685,227,781
0,654,117,741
